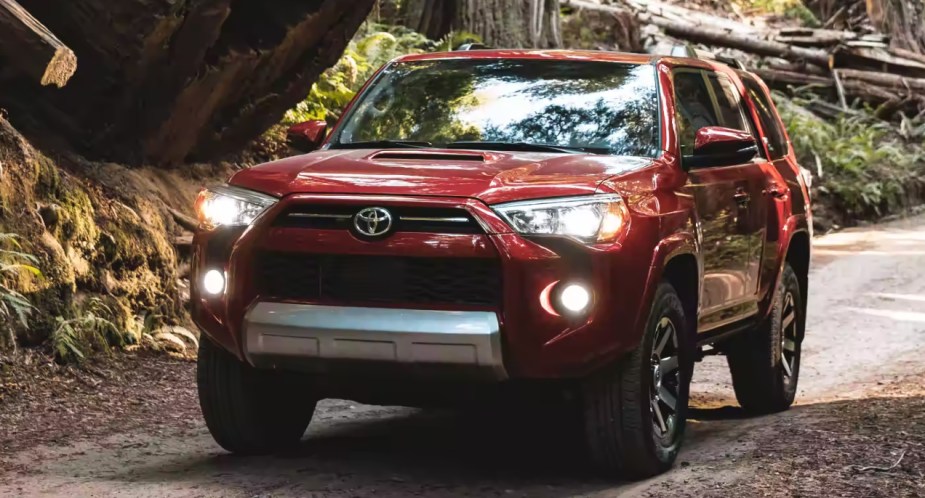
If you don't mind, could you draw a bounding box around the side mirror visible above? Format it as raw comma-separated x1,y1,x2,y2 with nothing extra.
287,120,328,152
686,126,758,168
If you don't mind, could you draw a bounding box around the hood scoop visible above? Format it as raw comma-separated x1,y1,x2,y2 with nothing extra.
369,150,486,162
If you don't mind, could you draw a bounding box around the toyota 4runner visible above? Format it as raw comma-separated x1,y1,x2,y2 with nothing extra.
191,50,811,478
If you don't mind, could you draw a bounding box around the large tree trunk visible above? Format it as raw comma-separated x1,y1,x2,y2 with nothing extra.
866,0,925,54
401,0,562,48
0,0,76,87
0,0,377,165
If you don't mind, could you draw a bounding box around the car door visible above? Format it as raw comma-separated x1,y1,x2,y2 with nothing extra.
673,68,763,331
705,72,768,302
740,74,805,299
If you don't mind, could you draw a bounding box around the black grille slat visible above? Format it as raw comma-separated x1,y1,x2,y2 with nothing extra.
257,253,501,307
273,206,482,234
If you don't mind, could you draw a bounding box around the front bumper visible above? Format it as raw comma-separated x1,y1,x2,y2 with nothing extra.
192,193,657,380
244,302,505,380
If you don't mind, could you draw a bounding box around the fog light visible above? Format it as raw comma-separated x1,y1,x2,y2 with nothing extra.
559,283,591,313
203,269,225,295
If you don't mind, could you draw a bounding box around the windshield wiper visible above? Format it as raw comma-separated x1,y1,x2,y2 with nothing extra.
330,140,433,149
443,141,608,154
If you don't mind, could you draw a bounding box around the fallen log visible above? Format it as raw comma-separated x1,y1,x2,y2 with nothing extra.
568,0,831,66
0,0,75,87
751,68,834,87
836,68,925,92
832,46,925,77
649,19,831,66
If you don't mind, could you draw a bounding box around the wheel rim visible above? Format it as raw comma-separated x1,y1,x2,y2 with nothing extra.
650,316,681,443
780,292,799,387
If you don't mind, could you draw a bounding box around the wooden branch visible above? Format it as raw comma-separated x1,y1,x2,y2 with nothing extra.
836,68,925,92
0,0,76,87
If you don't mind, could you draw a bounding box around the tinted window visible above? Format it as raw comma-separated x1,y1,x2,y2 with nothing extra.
706,73,747,131
673,70,718,157
331,59,661,156
743,78,789,159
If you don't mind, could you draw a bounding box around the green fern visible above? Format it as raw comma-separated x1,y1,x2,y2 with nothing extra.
775,95,925,219
0,233,41,349
51,298,122,363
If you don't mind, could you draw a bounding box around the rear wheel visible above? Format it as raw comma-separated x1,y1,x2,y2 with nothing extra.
581,282,693,478
197,337,317,454
727,263,804,414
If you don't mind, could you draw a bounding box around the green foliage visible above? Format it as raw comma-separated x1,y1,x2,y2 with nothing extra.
735,0,820,26
775,96,925,219
51,298,122,363
0,233,41,348
283,23,481,125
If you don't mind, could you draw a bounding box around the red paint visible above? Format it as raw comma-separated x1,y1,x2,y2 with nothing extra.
192,51,811,379
693,126,756,153
287,120,328,151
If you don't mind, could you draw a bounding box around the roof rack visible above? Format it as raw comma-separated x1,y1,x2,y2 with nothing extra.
668,43,748,70
454,43,489,51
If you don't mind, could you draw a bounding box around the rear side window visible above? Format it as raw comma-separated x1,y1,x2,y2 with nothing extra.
673,70,718,157
743,78,789,160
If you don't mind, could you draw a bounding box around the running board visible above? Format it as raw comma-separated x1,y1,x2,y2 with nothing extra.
695,316,760,348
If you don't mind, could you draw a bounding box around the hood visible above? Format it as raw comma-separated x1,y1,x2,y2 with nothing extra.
229,148,655,205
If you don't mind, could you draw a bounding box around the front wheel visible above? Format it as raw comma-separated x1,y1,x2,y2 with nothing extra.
727,263,804,414
197,337,317,454
581,282,693,478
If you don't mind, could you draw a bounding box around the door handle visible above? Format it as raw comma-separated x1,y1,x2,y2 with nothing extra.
734,189,750,206
763,182,788,199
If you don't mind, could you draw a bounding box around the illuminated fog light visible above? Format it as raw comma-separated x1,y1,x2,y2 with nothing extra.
559,283,591,313
203,269,225,295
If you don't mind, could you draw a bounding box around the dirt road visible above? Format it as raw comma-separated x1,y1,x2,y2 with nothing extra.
2,216,925,497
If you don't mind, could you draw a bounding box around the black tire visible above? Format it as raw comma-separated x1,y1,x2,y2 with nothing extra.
197,337,317,454
582,282,693,479
727,263,804,414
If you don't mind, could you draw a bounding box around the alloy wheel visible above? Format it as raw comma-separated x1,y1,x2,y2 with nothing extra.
780,291,799,387
650,316,681,443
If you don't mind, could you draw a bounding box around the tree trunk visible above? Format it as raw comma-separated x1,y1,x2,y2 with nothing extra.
401,0,562,48
866,0,925,54
0,0,377,165
0,0,76,87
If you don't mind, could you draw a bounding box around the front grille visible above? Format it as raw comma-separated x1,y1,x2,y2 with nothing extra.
257,253,501,307
273,205,483,234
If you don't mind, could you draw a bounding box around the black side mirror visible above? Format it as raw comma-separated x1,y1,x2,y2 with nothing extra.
287,120,328,152
685,126,758,169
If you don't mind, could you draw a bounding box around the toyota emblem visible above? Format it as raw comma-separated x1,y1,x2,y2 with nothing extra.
353,207,393,237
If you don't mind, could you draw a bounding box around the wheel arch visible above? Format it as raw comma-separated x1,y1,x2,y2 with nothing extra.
660,253,699,337
784,229,811,310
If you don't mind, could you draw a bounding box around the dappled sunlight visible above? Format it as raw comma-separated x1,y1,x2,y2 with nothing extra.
842,306,925,323
867,292,925,303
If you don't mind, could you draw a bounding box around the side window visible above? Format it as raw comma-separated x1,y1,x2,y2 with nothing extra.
673,70,718,158
705,73,747,131
743,78,789,160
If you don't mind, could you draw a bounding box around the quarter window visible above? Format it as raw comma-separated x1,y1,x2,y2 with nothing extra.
673,70,719,158
706,73,747,131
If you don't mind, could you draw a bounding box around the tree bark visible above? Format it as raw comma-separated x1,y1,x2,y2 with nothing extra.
0,0,75,87
866,0,925,54
401,0,562,48
0,0,377,165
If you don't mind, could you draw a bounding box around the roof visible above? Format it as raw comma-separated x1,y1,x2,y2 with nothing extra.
394,49,657,65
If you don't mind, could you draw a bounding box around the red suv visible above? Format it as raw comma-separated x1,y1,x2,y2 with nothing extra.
191,50,810,478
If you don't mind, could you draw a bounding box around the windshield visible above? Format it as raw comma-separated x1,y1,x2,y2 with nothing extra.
329,58,661,156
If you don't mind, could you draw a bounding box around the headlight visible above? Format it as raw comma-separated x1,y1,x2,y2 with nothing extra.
493,194,629,244
194,185,277,230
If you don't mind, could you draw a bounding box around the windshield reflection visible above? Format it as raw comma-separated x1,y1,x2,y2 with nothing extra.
330,59,660,157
